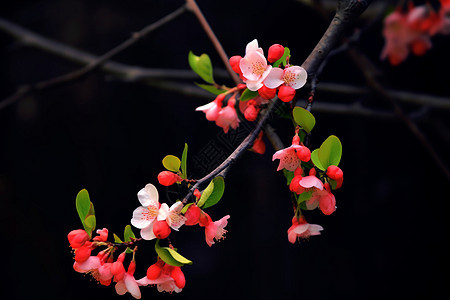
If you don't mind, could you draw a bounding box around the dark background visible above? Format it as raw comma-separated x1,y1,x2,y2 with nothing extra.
1,0,449,299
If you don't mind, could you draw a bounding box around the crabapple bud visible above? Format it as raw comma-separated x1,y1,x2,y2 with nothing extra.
258,84,277,100
158,171,180,186
292,135,300,145
171,266,186,289
244,103,259,121
267,44,285,63
67,229,89,249
199,211,212,227
278,85,296,102
229,55,243,74
184,204,201,226
152,220,171,239
296,146,311,162
146,260,164,280
326,165,343,180
309,168,316,176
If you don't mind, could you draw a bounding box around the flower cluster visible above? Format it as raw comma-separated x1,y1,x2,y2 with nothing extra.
131,183,230,247
381,0,450,65
272,127,344,243
196,39,307,140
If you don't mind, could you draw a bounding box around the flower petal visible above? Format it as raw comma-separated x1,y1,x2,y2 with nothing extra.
284,66,307,89
131,206,154,229
245,39,263,56
308,224,324,235
125,275,141,299
264,67,284,89
137,184,159,207
115,280,127,296
140,223,156,240
240,51,267,81
157,203,170,221
299,176,324,190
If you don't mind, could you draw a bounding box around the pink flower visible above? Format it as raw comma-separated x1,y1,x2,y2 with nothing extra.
93,228,108,242
306,183,337,215
272,144,304,171
138,261,184,293
158,201,187,231
205,215,230,247
115,261,142,299
239,39,272,91
196,94,225,122
264,65,307,90
131,183,161,240
73,254,114,286
287,216,323,244
215,96,239,133
380,10,411,65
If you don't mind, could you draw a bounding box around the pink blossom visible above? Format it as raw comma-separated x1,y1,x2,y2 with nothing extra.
157,201,187,231
93,228,108,242
205,215,230,247
239,39,272,91
131,183,161,240
73,254,114,286
195,94,225,121
115,261,142,299
272,144,304,171
215,96,239,133
264,65,307,90
287,216,323,244
306,183,337,215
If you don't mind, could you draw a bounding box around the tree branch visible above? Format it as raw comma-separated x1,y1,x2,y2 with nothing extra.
0,4,187,110
186,0,241,86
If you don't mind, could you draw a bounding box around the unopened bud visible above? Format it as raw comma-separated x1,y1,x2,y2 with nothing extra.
229,56,243,74
267,44,285,63
158,171,180,186
258,84,277,100
152,220,171,239
278,85,296,102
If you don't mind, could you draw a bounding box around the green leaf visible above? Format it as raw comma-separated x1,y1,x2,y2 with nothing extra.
292,106,316,133
273,47,291,68
283,169,295,186
311,149,325,171
181,143,188,180
113,233,123,243
297,191,313,204
180,202,193,214
195,83,227,95
197,176,225,209
162,155,181,172
318,135,342,168
155,239,193,267
188,51,214,84
76,189,90,227
124,225,135,242
240,88,259,101
84,215,96,232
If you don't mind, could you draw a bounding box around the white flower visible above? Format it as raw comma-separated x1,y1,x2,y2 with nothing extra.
239,39,272,91
264,65,307,90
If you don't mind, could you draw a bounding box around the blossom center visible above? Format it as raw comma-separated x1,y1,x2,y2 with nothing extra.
144,206,158,220
251,61,266,75
215,227,227,241
282,70,298,84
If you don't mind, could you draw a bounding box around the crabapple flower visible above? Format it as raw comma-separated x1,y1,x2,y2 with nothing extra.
131,184,161,240
93,228,108,242
73,253,114,286
305,183,337,215
138,261,184,293
204,214,230,247
196,93,225,122
216,96,239,133
157,201,186,231
239,39,272,91
287,216,323,243
264,65,307,90
115,261,142,299
272,144,304,171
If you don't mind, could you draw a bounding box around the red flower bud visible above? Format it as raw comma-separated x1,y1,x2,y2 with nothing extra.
289,175,302,193
258,84,277,100
229,56,243,74
199,211,212,227
267,44,285,63
244,104,259,121
74,243,92,263
278,85,296,102
292,135,300,145
152,220,171,239
158,171,180,186
327,165,343,189
67,229,89,249
296,146,311,162
146,260,164,280
251,131,265,154
184,204,201,226
171,266,186,289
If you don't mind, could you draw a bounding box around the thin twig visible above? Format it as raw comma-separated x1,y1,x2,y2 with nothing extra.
186,0,241,86
348,47,450,181
0,4,187,110
2,18,448,111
